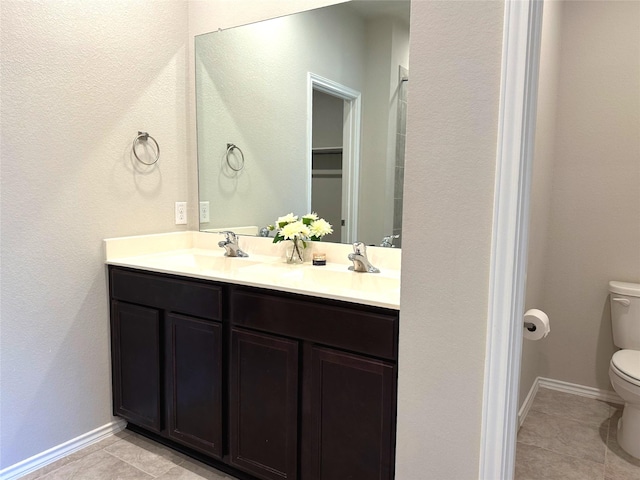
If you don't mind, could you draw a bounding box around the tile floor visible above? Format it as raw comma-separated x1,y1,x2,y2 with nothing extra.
516,387,640,480
18,387,640,479
19,431,239,480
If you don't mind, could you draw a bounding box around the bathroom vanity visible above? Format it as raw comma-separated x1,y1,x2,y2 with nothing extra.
106,232,400,480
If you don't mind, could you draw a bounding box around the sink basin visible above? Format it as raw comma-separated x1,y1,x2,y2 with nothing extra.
239,263,400,294
141,251,260,273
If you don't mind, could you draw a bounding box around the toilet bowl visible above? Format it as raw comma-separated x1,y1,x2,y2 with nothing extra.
609,350,640,458
608,281,640,460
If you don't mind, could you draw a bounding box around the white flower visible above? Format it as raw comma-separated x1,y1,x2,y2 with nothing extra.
272,211,332,247
281,221,310,240
309,218,333,238
276,213,298,228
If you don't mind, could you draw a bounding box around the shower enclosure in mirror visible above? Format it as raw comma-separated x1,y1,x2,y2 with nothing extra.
195,0,409,247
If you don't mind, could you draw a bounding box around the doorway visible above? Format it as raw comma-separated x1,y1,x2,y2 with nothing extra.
311,90,343,243
479,1,544,478
307,73,361,244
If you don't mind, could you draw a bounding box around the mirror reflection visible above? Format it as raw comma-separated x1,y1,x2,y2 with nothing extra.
195,0,409,247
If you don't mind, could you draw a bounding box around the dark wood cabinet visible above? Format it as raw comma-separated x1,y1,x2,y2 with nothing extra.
229,328,299,480
306,346,396,480
229,287,398,480
111,301,162,432
166,313,223,458
109,267,223,457
109,266,399,480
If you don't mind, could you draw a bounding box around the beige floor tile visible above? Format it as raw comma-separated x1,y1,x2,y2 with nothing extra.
37,449,152,480
515,443,605,480
518,411,608,464
156,460,236,480
531,387,613,426
103,432,185,477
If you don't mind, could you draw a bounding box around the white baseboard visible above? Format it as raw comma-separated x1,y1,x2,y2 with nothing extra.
517,377,540,428
538,377,624,404
0,419,127,480
518,376,624,427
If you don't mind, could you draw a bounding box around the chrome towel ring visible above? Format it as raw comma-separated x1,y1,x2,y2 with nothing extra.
132,131,160,165
225,143,245,171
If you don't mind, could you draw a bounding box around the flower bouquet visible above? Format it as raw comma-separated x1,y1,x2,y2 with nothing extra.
269,213,333,263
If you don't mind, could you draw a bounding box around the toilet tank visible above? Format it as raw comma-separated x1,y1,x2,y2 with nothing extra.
610,281,640,350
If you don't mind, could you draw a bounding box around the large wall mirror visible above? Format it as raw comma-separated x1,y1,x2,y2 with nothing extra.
196,0,410,247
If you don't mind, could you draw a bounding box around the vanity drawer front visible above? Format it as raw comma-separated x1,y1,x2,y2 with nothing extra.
110,268,221,320
231,289,397,360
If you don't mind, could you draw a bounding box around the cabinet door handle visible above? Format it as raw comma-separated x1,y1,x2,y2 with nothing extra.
612,297,631,307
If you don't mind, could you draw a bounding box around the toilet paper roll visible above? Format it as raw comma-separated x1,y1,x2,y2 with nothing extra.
523,309,550,341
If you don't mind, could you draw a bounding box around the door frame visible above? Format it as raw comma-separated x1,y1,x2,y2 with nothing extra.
480,1,544,478
307,72,361,243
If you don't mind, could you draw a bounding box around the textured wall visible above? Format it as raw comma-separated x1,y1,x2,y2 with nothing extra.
396,1,504,478
0,0,189,468
536,0,640,390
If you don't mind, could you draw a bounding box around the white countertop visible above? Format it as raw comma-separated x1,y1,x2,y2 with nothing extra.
104,232,401,310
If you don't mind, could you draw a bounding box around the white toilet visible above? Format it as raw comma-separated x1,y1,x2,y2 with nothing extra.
608,280,640,459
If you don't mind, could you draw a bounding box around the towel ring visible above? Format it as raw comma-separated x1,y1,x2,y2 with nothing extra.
132,131,160,165
225,143,245,171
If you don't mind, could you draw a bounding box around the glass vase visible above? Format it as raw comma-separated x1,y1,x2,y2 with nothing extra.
285,238,306,264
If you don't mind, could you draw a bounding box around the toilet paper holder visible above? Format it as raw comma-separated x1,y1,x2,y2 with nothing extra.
523,309,550,340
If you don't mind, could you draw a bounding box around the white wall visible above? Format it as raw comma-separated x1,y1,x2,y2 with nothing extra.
396,1,504,478
520,0,640,403
0,0,190,468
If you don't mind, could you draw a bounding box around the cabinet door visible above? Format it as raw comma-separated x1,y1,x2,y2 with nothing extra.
111,301,161,432
230,328,299,480
167,313,223,458
307,346,396,480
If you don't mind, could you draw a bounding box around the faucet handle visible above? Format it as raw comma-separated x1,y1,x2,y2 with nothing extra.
353,241,366,255
380,234,400,247
221,230,238,243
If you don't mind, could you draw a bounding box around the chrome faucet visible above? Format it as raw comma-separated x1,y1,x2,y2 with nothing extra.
218,231,248,257
348,242,380,273
380,234,399,248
